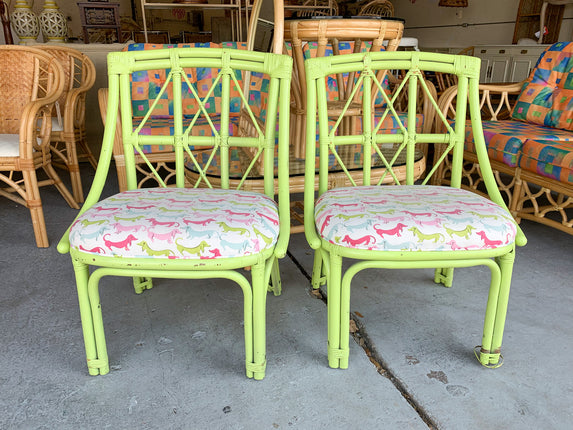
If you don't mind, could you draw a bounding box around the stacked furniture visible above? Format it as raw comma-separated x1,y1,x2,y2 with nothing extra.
0,45,79,247
41,45,97,204
437,41,573,235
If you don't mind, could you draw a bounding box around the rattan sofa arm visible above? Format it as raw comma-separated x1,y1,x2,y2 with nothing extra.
437,80,525,125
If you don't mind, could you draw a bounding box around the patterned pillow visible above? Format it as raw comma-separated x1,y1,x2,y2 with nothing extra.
511,42,573,131
125,42,248,118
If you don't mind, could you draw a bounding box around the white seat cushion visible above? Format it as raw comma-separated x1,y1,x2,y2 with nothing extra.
315,185,517,251
0,134,20,157
51,117,63,132
69,188,280,259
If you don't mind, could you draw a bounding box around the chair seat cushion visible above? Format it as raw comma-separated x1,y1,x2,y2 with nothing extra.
0,134,20,157
51,117,63,132
519,139,573,184
463,120,573,167
69,188,279,259
315,185,516,252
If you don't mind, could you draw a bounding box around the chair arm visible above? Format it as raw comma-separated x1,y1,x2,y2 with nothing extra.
19,99,59,159
63,89,86,131
437,81,525,125
64,58,96,130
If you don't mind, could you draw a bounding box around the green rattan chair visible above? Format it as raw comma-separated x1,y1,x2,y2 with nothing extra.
303,51,527,370
58,48,292,380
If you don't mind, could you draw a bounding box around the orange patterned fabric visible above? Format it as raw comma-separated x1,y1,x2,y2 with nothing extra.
519,139,573,184
511,42,573,131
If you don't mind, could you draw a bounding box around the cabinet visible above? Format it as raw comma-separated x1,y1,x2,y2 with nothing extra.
473,45,548,83
513,0,565,44
78,2,122,44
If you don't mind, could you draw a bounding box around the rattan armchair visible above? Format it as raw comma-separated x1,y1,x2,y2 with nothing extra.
40,45,97,204
0,45,79,247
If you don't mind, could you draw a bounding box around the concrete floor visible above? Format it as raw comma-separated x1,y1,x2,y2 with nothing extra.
1,166,572,429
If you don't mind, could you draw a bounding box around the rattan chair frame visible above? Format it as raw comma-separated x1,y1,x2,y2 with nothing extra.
357,0,394,17
58,47,292,380
0,45,79,247
284,17,405,159
304,51,527,370
39,45,97,204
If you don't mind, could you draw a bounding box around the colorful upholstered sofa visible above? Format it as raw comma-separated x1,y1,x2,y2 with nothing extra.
437,41,573,235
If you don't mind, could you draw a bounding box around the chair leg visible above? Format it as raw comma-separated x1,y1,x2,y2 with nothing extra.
133,276,153,294
250,263,267,380
327,252,345,369
312,250,327,289
72,259,100,376
479,250,516,367
434,267,454,287
339,268,353,369
77,133,98,170
87,270,110,376
43,162,80,209
22,169,49,248
268,257,282,296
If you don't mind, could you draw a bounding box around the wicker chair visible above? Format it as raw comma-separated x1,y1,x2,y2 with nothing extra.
0,46,79,247
357,0,394,17
39,45,97,204
293,0,339,17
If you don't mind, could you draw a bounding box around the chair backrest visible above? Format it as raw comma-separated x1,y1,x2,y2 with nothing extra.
303,51,507,220
97,47,292,199
286,18,404,111
434,46,474,95
39,45,96,128
246,0,285,54
358,0,394,17
0,45,63,140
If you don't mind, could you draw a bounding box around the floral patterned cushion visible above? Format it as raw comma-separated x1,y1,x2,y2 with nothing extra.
126,42,247,117
315,186,516,251
69,188,279,259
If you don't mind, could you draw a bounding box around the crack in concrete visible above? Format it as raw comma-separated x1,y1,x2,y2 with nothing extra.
286,249,439,430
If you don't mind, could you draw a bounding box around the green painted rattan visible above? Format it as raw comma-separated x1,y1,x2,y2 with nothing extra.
58,48,292,379
303,51,527,370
